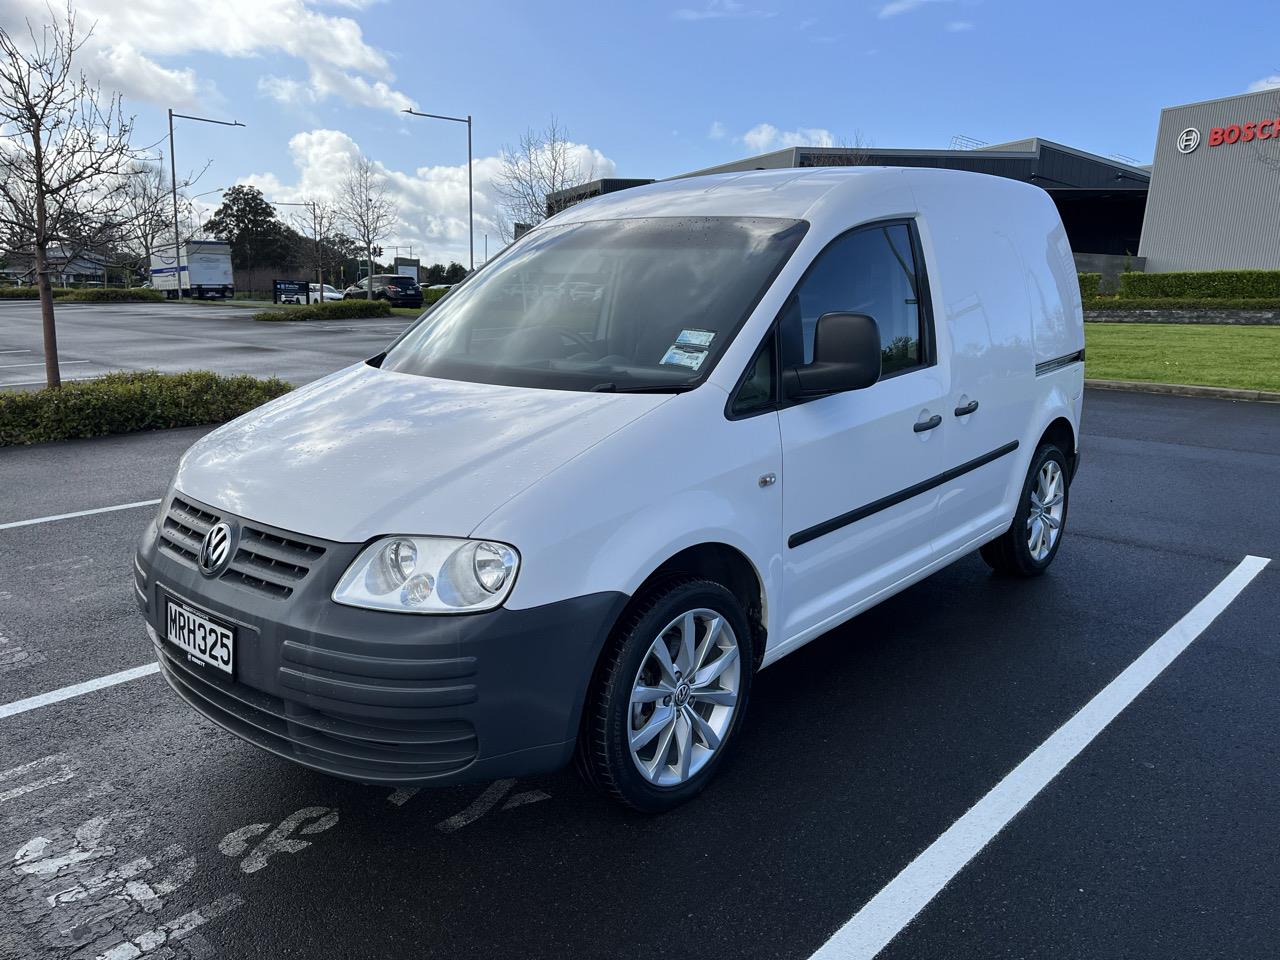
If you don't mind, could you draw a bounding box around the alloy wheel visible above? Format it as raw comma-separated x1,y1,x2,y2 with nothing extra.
1026,459,1065,561
627,608,741,786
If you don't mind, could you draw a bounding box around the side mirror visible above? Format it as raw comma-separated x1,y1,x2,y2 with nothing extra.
784,312,882,399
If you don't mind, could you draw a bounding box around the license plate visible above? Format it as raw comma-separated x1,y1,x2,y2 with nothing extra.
166,598,234,675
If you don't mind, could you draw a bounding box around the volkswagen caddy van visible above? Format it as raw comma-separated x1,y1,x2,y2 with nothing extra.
134,168,1084,812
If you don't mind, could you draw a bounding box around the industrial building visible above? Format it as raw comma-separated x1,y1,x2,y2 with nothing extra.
549,139,1151,272
1139,87,1280,271
547,93,1280,275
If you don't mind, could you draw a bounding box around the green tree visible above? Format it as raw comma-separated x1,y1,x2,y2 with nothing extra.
443,261,467,284
203,184,298,272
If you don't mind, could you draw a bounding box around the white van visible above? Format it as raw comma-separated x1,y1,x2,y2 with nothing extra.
134,168,1084,811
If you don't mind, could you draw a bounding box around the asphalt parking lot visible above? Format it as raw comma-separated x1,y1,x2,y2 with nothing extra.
0,301,413,390
0,390,1276,960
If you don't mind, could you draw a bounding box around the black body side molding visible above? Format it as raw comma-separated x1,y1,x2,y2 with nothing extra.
788,440,1021,549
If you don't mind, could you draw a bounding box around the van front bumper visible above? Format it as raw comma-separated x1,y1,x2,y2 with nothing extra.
134,496,626,786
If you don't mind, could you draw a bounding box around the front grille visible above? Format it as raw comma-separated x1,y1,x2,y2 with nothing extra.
155,640,479,782
158,496,325,599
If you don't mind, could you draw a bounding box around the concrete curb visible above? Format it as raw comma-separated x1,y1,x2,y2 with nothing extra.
1085,378,1280,403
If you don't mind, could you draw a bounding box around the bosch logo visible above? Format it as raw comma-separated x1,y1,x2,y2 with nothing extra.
1199,117,1280,149
1176,128,1200,154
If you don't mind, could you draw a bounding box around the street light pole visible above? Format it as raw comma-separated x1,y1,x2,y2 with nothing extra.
402,108,473,271
167,110,244,299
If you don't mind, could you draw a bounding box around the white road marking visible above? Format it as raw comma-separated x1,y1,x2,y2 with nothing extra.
502,789,551,810
0,348,32,354
14,815,115,877
435,779,514,833
809,554,1271,960
0,754,75,804
0,498,162,532
0,663,159,722
218,806,340,874
0,629,47,674
386,787,420,807
95,893,243,960
0,359,89,368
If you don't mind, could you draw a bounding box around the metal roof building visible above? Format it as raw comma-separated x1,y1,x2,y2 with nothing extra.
548,138,1150,259
1138,88,1280,272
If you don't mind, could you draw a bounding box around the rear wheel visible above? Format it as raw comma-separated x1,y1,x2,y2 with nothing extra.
980,442,1070,577
577,578,754,812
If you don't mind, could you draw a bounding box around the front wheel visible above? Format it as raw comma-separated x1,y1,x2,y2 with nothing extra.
980,442,1070,576
577,578,754,812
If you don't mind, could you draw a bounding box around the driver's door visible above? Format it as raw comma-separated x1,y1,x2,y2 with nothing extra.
778,220,949,643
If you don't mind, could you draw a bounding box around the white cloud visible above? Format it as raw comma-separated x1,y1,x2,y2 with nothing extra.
878,0,953,19
0,0,416,114
242,129,617,266
741,123,834,153
87,41,203,109
708,121,728,140
673,1,775,21
945,20,974,31
1248,75,1280,93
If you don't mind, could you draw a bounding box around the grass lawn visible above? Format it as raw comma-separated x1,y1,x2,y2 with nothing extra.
1085,322,1280,392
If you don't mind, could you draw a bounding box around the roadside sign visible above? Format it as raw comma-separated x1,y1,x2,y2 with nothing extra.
273,279,310,304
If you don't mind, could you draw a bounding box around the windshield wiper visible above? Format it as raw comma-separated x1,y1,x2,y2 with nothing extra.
591,382,694,394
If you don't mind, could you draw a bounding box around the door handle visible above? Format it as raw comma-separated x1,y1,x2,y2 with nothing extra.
913,414,943,433
954,400,980,417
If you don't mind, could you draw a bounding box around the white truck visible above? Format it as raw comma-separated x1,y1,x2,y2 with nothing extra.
150,240,234,299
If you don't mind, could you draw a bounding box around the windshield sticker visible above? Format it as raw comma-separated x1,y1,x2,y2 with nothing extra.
675,328,716,347
660,344,709,371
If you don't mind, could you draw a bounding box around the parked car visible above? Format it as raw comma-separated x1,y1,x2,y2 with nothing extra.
314,283,344,302
343,274,423,308
135,168,1083,812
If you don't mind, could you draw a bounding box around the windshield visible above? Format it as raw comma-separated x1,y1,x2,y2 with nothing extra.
381,216,806,392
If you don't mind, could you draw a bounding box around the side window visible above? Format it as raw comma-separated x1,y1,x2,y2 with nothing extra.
779,222,927,378
730,331,776,416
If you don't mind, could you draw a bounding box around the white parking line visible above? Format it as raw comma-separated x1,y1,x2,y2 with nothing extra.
0,499,162,531
0,359,89,368
0,348,32,354
809,554,1271,960
0,663,159,721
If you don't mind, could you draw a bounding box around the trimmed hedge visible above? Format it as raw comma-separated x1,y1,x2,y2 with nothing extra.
0,287,162,301
61,288,164,302
0,286,74,299
253,299,393,322
1117,270,1280,299
1085,296,1280,311
1077,273,1101,299
424,286,450,306
0,370,292,446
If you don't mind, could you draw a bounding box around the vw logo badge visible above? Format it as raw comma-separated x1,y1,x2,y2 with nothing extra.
198,522,234,577
1176,127,1201,154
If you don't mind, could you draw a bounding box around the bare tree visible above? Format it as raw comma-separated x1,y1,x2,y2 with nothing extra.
0,4,142,387
493,117,594,242
116,160,171,284
804,131,873,168
335,156,395,299
284,198,338,286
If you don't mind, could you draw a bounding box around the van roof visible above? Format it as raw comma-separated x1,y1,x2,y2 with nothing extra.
547,165,1038,223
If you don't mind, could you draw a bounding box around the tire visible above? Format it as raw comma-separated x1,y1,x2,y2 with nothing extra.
980,442,1070,577
577,578,755,813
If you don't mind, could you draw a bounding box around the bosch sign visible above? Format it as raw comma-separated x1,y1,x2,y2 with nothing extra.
1201,118,1280,148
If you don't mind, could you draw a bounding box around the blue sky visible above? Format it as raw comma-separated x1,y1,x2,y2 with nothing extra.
4,0,1277,263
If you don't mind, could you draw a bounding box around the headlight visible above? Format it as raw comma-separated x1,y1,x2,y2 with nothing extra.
332,536,520,614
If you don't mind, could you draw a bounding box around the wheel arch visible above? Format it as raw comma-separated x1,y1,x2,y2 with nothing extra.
1037,415,1078,479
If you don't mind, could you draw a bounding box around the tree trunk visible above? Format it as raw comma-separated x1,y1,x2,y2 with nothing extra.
33,243,60,389
366,245,372,299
